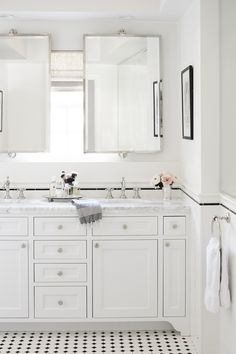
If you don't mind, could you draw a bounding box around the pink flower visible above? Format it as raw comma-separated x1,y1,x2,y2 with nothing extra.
161,174,173,185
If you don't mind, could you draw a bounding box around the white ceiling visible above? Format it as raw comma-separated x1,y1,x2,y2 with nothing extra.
0,0,193,21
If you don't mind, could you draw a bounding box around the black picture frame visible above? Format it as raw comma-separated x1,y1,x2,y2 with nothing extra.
0,91,2,133
153,80,159,137
181,65,193,140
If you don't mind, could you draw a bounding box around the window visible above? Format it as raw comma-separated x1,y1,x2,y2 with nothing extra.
50,51,83,156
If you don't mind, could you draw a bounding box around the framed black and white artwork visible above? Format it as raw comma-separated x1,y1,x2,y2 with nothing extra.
181,65,193,140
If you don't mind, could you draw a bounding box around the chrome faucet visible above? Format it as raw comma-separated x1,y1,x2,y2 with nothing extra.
2,176,11,199
120,177,127,199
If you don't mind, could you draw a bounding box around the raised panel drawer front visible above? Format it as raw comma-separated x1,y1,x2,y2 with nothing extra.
35,264,87,283
0,218,28,236
35,286,87,318
34,241,87,260
163,216,186,236
34,217,86,236
93,217,158,236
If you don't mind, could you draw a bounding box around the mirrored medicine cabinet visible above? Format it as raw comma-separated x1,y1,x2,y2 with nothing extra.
0,32,50,153
84,34,162,154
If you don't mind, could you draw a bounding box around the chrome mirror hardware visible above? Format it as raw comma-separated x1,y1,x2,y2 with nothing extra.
2,176,11,199
17,188,26,199
120,177,127,199
105,188,114,199
133,187,141,199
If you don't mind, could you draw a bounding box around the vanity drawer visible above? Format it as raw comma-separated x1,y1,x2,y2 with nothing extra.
35,286,86,318
34,241,87,260
0,217,28,236
34,217,86,236
163,217,186,235
35,263,87,283
93,217,158,236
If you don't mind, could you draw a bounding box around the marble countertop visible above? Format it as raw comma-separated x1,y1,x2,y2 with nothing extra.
0,198,190,216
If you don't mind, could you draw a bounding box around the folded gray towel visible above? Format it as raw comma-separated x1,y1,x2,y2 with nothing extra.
71,199,102,224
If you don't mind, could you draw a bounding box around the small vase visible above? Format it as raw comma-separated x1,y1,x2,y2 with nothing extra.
163,184,172,201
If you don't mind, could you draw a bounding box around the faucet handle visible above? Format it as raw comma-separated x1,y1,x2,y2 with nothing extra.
133,187,141,199
17,188,26,199
105,188,114,199
3,176,10,188
3,176,11,199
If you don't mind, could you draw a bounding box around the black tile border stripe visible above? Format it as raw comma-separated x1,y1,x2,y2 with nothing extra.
180,188,236,216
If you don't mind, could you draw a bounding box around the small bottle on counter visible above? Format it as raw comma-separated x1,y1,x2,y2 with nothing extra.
55,180,64,197
49,177,57,197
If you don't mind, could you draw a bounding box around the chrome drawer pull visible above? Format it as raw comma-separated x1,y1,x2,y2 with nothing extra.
172,224,178,229
58,300,63,306
57,248,63,253
122,224,128,230
57,271,63,277
57,225,63,230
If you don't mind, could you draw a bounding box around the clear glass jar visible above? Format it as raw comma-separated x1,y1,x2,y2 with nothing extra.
163,184,172,201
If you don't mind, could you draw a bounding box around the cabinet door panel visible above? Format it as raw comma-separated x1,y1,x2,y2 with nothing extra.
163,239,186,317
0,241,28,317
93,240,157,318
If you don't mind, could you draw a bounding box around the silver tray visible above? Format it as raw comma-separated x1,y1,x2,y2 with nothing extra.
44,196,83,202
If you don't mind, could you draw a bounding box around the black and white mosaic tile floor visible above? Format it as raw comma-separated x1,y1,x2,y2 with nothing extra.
0,331,199,354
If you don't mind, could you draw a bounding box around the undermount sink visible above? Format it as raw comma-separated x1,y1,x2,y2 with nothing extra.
0,199,43,204
99,198,145,203
98,198,161,205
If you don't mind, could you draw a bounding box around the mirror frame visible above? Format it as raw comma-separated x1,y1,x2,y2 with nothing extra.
83,33,162,154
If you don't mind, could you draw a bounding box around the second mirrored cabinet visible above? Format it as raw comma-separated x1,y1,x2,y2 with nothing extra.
84,34,162,154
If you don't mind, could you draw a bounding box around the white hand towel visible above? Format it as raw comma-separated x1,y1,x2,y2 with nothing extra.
204,237,220,313
220,244,231,309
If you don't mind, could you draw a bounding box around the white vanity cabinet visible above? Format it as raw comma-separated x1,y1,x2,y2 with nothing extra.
92,214,189,334
93,239,158,318
0,217,28,318
0,207,189,335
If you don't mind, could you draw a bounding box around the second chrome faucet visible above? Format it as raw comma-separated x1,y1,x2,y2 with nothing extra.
120,177,127,199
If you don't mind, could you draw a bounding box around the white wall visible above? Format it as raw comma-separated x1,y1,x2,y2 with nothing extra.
180,0,220,199
220,0,236,197
179,0,201,195
219,206,236,354
184,193,220,354
0,18,181,184
200,0,220,198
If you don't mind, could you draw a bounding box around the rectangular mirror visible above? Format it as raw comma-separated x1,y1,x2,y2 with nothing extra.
84,35,162,154
0,34,50,153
